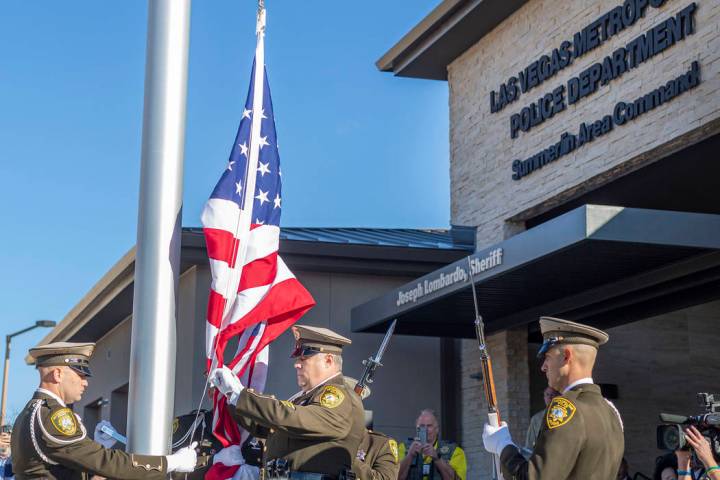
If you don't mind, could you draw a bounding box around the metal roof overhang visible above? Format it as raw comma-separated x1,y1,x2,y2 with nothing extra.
377,0,529,80
351,205,720,338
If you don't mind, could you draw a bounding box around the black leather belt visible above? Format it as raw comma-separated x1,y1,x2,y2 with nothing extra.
265,471,335,480
265,459,342,480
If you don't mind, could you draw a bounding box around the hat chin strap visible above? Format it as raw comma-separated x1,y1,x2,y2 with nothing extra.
303,371,342,395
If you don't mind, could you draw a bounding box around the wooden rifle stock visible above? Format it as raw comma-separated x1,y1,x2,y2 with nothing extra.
480,352,501,424
467,256,504,479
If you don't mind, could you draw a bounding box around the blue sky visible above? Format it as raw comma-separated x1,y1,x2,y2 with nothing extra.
0,1,449,421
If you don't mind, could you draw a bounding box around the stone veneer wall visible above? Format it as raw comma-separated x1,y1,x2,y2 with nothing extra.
445,0,720,476
460,330,530,477
448,0,720,246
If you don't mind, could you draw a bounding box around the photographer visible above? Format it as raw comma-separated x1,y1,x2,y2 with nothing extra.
397,409,466,480
676,426,720,479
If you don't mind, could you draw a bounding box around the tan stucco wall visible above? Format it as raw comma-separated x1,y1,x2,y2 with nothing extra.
77,266,444,445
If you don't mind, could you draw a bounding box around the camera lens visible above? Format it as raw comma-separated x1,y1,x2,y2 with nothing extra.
662,427,681,450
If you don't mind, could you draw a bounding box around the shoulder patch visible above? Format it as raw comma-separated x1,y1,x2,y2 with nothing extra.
319,385,345,409
281,400,296,410
50,408,78,436
546,397,576,429
388,438,399,463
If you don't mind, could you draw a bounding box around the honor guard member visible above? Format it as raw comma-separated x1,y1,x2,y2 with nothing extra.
355,431,399,480
344,378,399,480
12,342,198,480
482,317,624,480
210,325,365,479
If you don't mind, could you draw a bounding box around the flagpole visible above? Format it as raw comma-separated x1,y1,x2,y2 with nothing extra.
127,0,191,455
231,0,265,292
218,1,266,332
189,0,266,443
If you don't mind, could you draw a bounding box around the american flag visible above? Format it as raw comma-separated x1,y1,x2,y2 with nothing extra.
200,25,315,476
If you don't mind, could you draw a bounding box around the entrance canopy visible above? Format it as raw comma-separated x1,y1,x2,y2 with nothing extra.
351,205,720,338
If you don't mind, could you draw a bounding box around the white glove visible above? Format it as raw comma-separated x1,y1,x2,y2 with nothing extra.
93,420,117,449
209,366,244,405
166,441,198,473
232,464,260,480
213,445,245,466
482,421,514,455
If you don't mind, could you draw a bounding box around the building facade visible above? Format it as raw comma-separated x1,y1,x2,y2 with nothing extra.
28,1,720,477
361,0,720,476
31,228,472,444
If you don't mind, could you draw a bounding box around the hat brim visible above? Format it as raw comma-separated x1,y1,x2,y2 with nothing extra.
69,364,93,377
290,346,323,359
537,337,559,358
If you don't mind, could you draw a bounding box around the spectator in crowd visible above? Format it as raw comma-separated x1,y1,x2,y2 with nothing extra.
654,452,677,480
0,430,12,479
676,426,720,479
398,409,466,480
617,457,631,480
525,386,561,450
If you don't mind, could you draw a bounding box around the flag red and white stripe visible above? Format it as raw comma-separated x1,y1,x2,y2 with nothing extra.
201,7,315,479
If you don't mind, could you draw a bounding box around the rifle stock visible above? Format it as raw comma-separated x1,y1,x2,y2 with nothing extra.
468,256,504,480
481,353,501,423
355,360,373,395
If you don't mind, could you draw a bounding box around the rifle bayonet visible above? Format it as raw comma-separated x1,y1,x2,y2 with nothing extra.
355,319,397,395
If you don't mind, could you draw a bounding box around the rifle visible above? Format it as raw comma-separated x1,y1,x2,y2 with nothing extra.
467,256,504,480
355,319,397,396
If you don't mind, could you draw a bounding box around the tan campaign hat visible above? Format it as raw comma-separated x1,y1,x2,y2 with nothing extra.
290,325,351,358
29,342,95,377
537,317,609,358
343,376,371,400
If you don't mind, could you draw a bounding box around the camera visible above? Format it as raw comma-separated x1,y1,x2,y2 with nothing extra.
657,393,720,459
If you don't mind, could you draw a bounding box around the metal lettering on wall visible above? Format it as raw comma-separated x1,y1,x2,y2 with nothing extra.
396,249,503,307
485,0,702,180
508,3,697,140
512,61,701,180
490,0,673,114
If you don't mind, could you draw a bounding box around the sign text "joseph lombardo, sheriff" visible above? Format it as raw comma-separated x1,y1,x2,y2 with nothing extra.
396,248,504,306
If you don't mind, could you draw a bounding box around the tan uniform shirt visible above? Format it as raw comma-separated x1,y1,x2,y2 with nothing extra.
353,430,399,480
233,374,365,475
500,384,624,480
11,391,167,480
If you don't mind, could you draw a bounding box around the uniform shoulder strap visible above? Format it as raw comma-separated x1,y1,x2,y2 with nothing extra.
29,399,58,465
604,398,624,431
